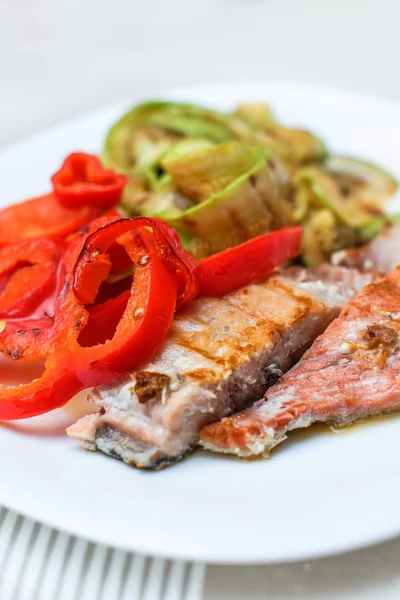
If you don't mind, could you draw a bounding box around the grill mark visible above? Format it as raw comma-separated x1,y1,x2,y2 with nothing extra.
172,279,321,369
174,328,278,370
267,279,318,310
175,296,245,326
183,284,299,324
174,297,276,366
180,279,313,329
185,368,220,381
173,339,227,368
223,296,275,321
173,312,307,369
225,289,312,334
217,295,277,323
176,298,270,334
226,284,298,322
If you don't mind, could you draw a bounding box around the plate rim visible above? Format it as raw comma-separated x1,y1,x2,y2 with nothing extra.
3,78,400,159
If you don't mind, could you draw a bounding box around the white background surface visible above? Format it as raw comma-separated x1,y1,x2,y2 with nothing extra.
2,0,400,597
1,0,400,148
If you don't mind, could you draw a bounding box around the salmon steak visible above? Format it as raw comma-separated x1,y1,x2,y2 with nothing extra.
200,268,400,457
67,265,373,468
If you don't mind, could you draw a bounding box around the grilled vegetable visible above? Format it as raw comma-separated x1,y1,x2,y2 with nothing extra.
260,124,327,166
234,102,326,165
102,102,236,185
301,209,357,266
162,141,265,203
159,143,292,258
292,159,396,265
293,166,377,228
234,102,276,128
103,101,326,191
234,102,326,166
103,99,397,265
325,156,398,207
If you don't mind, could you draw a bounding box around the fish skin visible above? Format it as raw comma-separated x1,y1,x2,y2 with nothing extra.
200,268,400,457
67,265,374,469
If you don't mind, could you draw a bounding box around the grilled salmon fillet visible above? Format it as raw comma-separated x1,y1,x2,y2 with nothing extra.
200,268,400,457
332,223,400,274
67,266,373,469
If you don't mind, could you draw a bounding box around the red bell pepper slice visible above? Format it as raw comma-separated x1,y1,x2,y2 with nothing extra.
197,227,302,297
73,217,199,310
0,210,121,361
0,193,101,247
77,290,131,347
0,238,64,319
150,217,199,309
52,153,127,209
0,225,177,419
0,217,199,418
0,214,197,365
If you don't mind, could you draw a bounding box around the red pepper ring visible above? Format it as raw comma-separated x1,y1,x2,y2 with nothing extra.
0,227,177,420
78,290,131,347
150,217,199,309
73,217,200,309
0,238,64,319
52,152,127,209
0,210,122,362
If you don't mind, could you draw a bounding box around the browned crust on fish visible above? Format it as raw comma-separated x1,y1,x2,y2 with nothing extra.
133,372,171,403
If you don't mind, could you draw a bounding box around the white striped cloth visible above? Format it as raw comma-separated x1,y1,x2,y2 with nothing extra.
3,506,400,599
0,508,205,600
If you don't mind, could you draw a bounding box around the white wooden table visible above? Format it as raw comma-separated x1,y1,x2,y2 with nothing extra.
1,0,400,597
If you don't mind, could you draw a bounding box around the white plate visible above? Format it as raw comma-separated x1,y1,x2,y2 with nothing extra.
1,82,400,565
